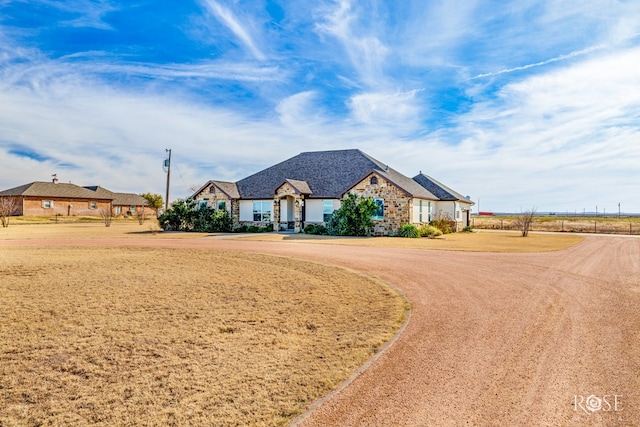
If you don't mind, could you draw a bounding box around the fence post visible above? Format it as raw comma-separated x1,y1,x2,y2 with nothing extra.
501,219,503,230
631,222,633,235
561,220,564,232
594,221,597,234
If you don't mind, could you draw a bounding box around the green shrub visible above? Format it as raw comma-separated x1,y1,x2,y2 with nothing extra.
399,224,420,238
235,224,272,233
418,224,443,238
462,225,473,233
326,193,377,236
304,224,328,235
158,199,232,232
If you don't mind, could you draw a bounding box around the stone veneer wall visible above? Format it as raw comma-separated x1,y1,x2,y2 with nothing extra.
274,182,305,232
193,184,239,227
349,173,412,236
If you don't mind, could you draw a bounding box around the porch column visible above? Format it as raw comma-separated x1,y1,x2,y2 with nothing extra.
272,198,280,231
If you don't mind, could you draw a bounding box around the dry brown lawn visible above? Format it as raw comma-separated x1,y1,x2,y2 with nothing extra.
238,230,584,252
0,233,407,426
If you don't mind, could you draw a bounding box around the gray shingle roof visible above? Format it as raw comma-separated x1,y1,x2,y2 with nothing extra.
236,149,438,200
0,182,110,200
84,186,147,206
412,173,474,204
281,179,312,195
191,180,241,199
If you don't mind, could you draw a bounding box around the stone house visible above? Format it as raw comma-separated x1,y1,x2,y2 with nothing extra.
0,178,149,217
191,149,474,236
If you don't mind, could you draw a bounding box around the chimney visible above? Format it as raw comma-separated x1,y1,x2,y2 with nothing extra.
52,174,59,184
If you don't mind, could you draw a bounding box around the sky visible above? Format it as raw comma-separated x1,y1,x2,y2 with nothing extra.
1,0,639,214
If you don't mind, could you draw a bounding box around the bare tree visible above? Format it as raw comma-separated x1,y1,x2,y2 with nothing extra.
0,196,18,228
99,205,114,227
514,207,537,237
136,206,146,225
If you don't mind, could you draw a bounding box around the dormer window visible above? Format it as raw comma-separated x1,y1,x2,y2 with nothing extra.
209,187,215,194
370,176,378,185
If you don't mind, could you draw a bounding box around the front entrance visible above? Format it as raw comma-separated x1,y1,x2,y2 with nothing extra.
279,196,295,230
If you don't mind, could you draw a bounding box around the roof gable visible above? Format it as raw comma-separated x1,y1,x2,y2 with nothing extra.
412,173,473,204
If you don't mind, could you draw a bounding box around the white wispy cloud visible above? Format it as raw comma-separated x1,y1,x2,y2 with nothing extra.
200,0,266,61
314,0,390,88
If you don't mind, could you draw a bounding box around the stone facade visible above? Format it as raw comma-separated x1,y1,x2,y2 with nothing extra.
193,183,238,224
274,182,306,232
349,172,412,236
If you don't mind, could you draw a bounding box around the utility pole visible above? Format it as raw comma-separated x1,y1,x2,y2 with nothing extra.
164,149,172,211
618,202,621,219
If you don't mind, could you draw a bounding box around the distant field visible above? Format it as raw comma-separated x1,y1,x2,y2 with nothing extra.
0,240,407,426
472,215,640,235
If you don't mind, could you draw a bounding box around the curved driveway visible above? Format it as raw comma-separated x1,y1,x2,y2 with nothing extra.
211,236,640,426
3,235,639,425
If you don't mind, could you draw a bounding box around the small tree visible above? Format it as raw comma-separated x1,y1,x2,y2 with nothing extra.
141,193,164,217
136,207,146,225
0,196,18,228
514,207,537,237
99,205,114,227
326,193,378,236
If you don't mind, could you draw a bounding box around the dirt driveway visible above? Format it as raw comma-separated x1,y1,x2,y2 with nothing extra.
3,234,639,425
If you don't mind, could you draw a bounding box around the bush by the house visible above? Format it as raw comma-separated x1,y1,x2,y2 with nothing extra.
157,198,232,232
462,225,473,233
418,224,443,238
304,224,328,235
399,224,420,238
325,193,378,236
234,224,273,233
430,213,455,234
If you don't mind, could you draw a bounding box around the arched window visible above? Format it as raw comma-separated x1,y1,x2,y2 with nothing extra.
209,186,215,194
370,176,378,185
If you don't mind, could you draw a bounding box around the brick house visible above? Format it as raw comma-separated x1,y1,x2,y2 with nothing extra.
84,186,152,217
191,149,474,236
0,178,149,217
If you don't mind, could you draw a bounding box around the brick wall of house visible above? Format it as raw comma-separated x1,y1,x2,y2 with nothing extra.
22,197,112,217
349,173,412,236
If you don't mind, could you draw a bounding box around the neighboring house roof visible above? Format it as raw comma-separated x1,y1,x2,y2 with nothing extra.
234,149,439,200
84,186,147,206
0,182,110,200
412,173,474,204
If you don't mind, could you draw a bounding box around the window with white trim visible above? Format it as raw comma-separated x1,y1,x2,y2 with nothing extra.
42,200,53,209
323,200,334,222
89,201,97,209
252,201,271,222
217,200,226,210
372,198,384,220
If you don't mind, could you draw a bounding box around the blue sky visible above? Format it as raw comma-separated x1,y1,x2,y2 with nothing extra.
1,0,639,213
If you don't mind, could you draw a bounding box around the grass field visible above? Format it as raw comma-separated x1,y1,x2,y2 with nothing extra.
238,230,585,252
471,215,640,235
0,231,407,426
